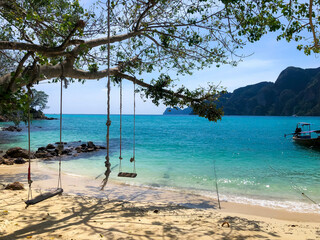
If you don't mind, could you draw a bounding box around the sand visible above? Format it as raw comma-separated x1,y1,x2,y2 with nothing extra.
0,163,320,240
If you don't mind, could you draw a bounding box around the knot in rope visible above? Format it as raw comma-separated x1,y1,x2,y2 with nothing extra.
105,156,111,166
106,120,111,126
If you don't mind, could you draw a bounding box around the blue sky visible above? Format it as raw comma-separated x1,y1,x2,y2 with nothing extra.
35,2,319,115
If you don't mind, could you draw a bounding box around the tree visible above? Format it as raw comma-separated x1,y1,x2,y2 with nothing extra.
0,88,48,125
30,89,48,112
0,0,319,121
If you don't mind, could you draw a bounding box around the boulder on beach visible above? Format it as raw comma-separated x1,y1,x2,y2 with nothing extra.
4,147,34,159
14,158,26,164
5,182,24,190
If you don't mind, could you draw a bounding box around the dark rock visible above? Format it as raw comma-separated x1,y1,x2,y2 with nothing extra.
5,147,33,159
14,158,26,164
2,126,22,132
55,142,67,145
46,148,56,153
75,146,82,153
0,150,3,153
0,156,4,164
81,144,86,148
35,152,52,158
38,147,46,151
49,151,57,157
5,182,24,190
95,146,101,150
87,148,95,152
100,146,106,149
62,148,72,155
87,141,95,148
46,144,55,150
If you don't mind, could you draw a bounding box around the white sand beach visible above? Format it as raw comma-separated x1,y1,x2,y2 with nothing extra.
0,163,319,240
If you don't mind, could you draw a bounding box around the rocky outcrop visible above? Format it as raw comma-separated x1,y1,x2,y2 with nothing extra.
34,141,106,159
0,110,57,123
3,147,34,159
2,126,22,132
0,141,107,165
30,109,57,120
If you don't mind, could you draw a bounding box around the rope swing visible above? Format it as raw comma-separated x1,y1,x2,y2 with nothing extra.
118,78,137,178
25,78,64,208
101,0,112,190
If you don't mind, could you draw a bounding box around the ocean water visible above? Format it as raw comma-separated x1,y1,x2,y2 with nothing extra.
1,115,320,213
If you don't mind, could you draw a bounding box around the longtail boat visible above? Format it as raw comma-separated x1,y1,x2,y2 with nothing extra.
285,122,320,148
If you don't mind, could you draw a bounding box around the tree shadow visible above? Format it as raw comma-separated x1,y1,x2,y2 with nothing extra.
0,194,287,240
217,216,280,239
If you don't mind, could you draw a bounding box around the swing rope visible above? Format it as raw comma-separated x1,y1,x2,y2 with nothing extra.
101,0,111,190
133,78,136,173
213,160,221,209
117,77,137,178
119,79,123,173
57,77,63,189
27,87,33,201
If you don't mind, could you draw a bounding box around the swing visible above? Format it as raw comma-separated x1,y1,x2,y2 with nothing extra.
118,78,137,178
25,78,64,208
101,0,137,190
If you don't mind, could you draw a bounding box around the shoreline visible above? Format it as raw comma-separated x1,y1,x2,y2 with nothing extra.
1,162,320,223
1,163,320,239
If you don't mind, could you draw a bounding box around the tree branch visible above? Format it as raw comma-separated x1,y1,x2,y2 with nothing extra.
309,0,319,48
7,51,33,92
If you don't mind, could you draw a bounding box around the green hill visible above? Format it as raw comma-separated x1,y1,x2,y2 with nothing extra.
164,66,320,116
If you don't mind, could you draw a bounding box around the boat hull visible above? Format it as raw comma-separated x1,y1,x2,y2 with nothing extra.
292,136,320,148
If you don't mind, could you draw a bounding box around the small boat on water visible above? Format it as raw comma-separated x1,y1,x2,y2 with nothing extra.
285,122,320,148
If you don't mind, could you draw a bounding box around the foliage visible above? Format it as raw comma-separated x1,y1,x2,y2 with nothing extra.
0,88,48,125
0,0,319,121
30,89,48,111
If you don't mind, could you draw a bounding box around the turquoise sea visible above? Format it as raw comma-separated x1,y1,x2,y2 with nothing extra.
1,115,320,213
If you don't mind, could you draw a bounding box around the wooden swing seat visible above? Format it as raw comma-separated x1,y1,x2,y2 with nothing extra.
118,172,137,178
25,188,63,207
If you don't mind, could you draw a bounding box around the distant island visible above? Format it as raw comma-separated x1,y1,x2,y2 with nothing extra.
164,66,320,116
